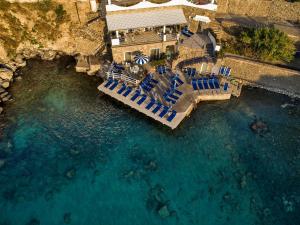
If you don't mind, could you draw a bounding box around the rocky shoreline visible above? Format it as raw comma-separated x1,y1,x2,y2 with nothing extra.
0,48,77,116
1,52,300,119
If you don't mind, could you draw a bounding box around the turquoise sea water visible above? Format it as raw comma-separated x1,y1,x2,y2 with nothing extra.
0,57,299,225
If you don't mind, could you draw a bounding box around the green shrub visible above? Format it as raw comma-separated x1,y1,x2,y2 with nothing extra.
238,27,296,62
55,4,66,22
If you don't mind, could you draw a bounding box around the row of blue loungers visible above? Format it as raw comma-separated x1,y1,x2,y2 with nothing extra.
140,74,158,92
191,77,220,91
103,79,177,122
163,89,183,104
146,99,177,122
219,66,231,76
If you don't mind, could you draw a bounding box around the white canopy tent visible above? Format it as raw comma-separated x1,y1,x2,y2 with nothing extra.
106,8,187,31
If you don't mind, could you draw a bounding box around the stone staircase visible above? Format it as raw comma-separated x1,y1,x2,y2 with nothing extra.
209,21,223,41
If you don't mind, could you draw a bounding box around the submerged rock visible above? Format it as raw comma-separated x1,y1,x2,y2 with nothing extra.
64,212,72,224
0,159,6,169
65,168,76,179
239,175,247,189
0,107,3,114
158,205,170,218
69,148,80,156
250,118,269,135
26,218,40,225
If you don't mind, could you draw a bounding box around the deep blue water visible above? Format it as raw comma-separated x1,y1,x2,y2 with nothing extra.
0,58,299,225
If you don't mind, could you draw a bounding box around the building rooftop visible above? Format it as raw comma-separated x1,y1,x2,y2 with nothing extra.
106,8,187,31
106,0,218,13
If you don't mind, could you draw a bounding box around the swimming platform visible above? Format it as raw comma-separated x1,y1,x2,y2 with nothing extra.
98,70,232,129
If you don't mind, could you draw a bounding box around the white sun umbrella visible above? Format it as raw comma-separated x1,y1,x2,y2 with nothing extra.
134,54,149,65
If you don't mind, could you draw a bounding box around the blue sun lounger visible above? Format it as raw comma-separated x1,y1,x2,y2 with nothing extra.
137,95,147,105
104,79,113,88
146,99,156,110
219,66,225,75
208,79,215,89
151,78,158,84
175,77,184,85
167,110,177,122
174,89,183,95
157,66,166,74
225,68,231,76
109,80,118,90
152,103,162,114
203,78,209,89
197,79,204,90
123,87,132,97
224,83,229,91
141,83,151,92
165,97,176,104
159,106,169,118
192,79,198,90
117,83,126,94
169,94,179,100
213,79,220,89
131,90,141,101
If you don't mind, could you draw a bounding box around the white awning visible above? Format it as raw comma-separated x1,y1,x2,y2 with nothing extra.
106,8,187,31
193,15,211,23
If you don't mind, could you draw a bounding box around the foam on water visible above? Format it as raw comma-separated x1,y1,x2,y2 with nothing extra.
0,57,299,225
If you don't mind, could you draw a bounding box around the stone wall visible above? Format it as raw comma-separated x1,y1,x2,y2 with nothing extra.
111,40,177,63
218,55,300,97
217,0,300,22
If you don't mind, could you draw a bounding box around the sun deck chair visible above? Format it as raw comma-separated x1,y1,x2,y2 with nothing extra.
224,83,229,91
137,95,147,105
190,68,196,77
159,106,169,118
131,90,141,101
166,97,176,104
117,83,127,94
123,87,132,97
213,79,220,89
167,110,177,122
146,98,156,110
141,83,151,92
157,65,166,74
219,66,225,75
175,77,184,85
104,78,113,88
152,103,162,114
203,78,209,89
192,79,198,90
109,80,118,90
174,89,183,95
169,94,179,100
197,79,204,90
225,68,231,76
208,79,215,89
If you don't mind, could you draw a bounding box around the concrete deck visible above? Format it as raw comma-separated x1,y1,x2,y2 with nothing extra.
98,70,232,129
98,83,186,129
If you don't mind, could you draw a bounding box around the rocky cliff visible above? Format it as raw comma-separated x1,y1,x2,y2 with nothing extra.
0,0,105,112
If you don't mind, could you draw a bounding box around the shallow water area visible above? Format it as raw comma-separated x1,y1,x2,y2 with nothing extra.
0,57,299,225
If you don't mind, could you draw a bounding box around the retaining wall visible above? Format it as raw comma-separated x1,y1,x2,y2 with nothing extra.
218,55,300,97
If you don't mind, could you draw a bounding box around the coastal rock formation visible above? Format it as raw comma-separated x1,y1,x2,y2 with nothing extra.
250,118,269,136
63,212,72,224
0,159,6,169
